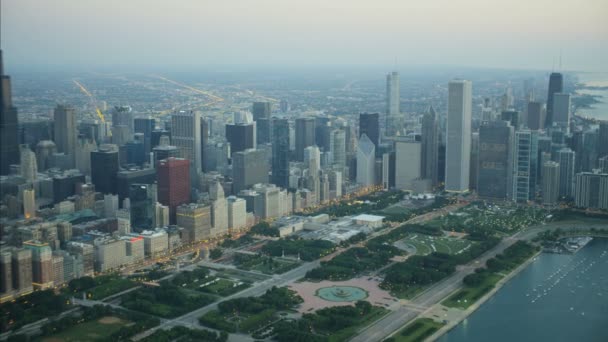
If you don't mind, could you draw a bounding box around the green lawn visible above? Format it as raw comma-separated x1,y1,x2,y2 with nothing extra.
398,234,474,256
85,276,137,300
196,278,251,296
442,273,503,309
233,254,300,274
41,316,130,342
388,318,444,342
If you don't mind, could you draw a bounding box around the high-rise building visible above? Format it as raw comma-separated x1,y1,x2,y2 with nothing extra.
527,101,544,130
171,110,202,173
0,250,12,295
210,182,228,236
271,118,290,188
574,171,608,209
0,50,20,175
35,140,57,172
176,203,212,244
23,241,53,289
359,113,380,148
395,141,421,191
75,137,97,176
11,248,33,295
556,148,576,198
330,129,346,168
546,72,563,127
134,117,155,154
357,134,376,186
599,122,608,158
225,123,256,154
53,105,77,165
20,145,37,182
112,106,134,135
295,118,316,161
227,196,247,231
501,110,520,130
599,155,608,173
421,106,439,185
232,149,269,193
542,161,560,205
154,202,170,228
252,102,272,144
385,71,400,136
445,80,472,192
129,184,156,230
91,144,119,195
157,158,190,223
513,130,539,202
553,93,571,131
477,121,514,199
23,188,36,219
304,145,321,176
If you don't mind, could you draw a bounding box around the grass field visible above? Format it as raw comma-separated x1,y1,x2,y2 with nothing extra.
233,254,301,274
395,234,474,256
326,307,389,342
389,318,444,342
85,276,137,300
442,273,503,309
41,316,129,342
196,278,251,296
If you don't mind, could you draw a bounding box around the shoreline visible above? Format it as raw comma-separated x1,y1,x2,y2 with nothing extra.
426,249,542,342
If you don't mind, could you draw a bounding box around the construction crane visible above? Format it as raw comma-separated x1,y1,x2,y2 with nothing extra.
72,79,105,122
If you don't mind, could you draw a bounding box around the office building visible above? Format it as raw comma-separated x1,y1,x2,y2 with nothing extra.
0,50,20,175
53,105,77,165
542,161,560,205
129,183,156,230
574,171,608,209
157,158,191,223
599,122,608,158
421,106,439,185
171,110,202,173
252,102,271,144
112,106,134,135
23,188,36,219
210,182,228,236
11,248,33,295
546,72,563,126
553,93,571,130
141,230,169,257
134,117,156,154
477,121,514,199
557,148,576,198
357,134,376,186
445,80,472,192
154,202,170,228
271,118,290,188
75,137,97,176
295,117,316,161
330,129,346,168
91,144,119,195
94,238,128,272
232,149,268,193
176,203,212,244
527,101,544,130
227,196,247,231
23,241,53,289
35,140,57,172
385,71,400,136
359,113,380,148
501,110,520,130
226,122,256,154
20,145,37,182
513,130,539,202
395,141,421,190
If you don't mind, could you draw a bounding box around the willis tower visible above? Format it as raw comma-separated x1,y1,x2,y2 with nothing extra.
0,50,20,175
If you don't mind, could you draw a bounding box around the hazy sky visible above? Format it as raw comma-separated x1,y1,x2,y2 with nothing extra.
2,0,607,71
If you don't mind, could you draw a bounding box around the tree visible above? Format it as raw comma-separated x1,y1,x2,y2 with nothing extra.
209,248,223,260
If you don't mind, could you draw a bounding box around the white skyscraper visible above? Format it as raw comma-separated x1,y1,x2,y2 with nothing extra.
386,71,400,136
304,145,321,176
445,80,472,192
395,141,422,190
23,188,36,219
210,182,228,236
171,110,202,173
357,134,376,186
227,196,247,231
20,145,37,182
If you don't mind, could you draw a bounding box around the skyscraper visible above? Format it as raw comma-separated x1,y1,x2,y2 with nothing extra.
599,122,608,158
329,129,346,168
395,141,421,191
527,101,544,130
171,110,202,173
574,171,608,210
20,145,38,182
53,105,77,165
134,117,156,154
252,102,272,144
445,80,472,192
553,93,571,131
232,149,269,193
542,161,560,205
557,148,576,198
112,106,134,136
157,157,191,223
513,130,538,202
0,50,20,175
271,118,290,188
421,106,439,186
23,241,53,289
91,144,120,195
359,113,380,148
295,118,316,161
357,134,376,186
477,121,513,199
225,123,256,154
176,203,211,243
23,188,36,219
385,71,400,136
546,72,563,127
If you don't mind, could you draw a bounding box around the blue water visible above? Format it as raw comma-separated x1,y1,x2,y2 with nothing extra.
438,238,608,342
576,72,608,120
